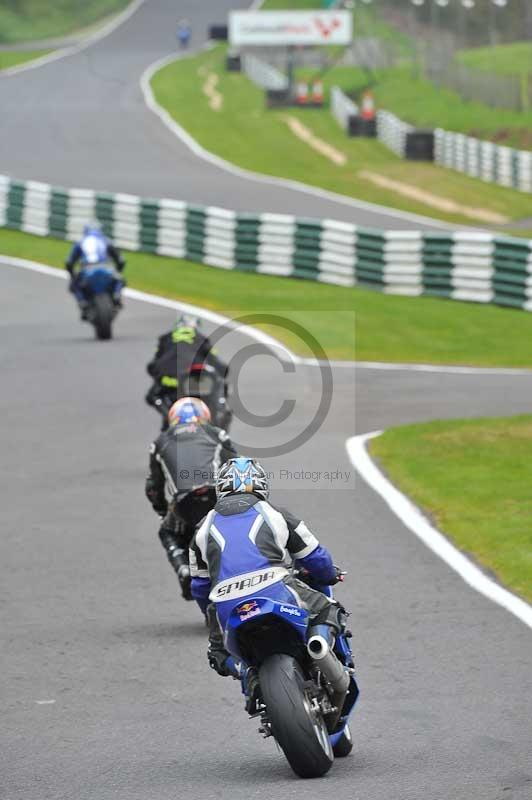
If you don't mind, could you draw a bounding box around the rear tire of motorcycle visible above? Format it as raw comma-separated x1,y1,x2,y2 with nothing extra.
259,654,334,779
333,724,353,757
93,294,114,341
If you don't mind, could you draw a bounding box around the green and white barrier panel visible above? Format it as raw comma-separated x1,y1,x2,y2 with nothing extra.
434,129,532,194
1,174,531,311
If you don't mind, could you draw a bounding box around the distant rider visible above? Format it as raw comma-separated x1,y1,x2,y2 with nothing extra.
189,457,347,677
176,18,191,48
66,222,125,318
145,397,236,600
145,313,229,417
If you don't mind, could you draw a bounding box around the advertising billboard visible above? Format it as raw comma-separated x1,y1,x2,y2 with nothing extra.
229,11,353,47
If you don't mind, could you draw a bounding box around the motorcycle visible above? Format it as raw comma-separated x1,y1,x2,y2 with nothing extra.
79,264,122,341
214,571,359,778
148,362,232,431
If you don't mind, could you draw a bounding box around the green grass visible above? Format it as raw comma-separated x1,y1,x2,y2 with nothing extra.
0,49,51,71
371,416,532,603
364,66,532,152
151,46,532,232
458,41,532,78
3,227,532,367
0,0,130,44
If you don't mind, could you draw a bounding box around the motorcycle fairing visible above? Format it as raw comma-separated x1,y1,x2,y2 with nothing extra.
223,595,309,659
80,265,116,295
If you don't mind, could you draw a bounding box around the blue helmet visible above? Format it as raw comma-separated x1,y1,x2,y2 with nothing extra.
216,457,269,500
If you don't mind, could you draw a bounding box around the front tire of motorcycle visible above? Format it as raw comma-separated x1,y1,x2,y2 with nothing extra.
259,654,334,779
93,294,114,340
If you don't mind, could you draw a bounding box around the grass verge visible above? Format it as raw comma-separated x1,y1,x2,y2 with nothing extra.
0,50,52,71
2,227,532,367
0,0,130,44
457,42,532,78
356,67,532,153
370,416,532,603
150,46,532,233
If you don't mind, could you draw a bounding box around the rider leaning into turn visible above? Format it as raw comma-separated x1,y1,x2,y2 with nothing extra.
145,397,236,600
189,457,348,678
66,222,125,318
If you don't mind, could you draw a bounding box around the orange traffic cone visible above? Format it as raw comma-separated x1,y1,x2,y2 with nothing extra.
361,90,376,120
296,81,309,105
311,80,324,105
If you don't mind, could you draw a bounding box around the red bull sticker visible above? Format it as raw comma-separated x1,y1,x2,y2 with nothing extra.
237,599,262,621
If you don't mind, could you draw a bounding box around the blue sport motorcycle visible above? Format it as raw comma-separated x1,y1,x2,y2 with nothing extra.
217,572,359,778
79,264,122,340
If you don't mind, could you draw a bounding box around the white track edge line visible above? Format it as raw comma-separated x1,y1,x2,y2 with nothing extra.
300,358,532,376
3,255,530,377
346,431,532,630
1,255,297,363
139,51,464,232
0,0,146,78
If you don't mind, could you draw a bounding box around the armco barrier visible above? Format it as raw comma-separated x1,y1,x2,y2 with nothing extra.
434,129,532,194
1,174,531,311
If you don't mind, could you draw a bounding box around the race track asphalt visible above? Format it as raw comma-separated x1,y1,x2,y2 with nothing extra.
0,0,447,230
2,262,532,800
1,1,532,798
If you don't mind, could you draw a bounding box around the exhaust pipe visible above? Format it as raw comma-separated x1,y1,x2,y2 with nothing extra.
307,632,349,730
307,634,349,695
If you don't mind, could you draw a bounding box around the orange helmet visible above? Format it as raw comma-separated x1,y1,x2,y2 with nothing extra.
168,397,211,427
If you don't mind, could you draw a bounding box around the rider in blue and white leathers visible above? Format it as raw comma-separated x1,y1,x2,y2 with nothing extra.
65,223,125,315
189,457,346,676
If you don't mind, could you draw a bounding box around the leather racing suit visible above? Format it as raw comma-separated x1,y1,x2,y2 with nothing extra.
66,233,125,306
189,493,345,673
145,420,236,597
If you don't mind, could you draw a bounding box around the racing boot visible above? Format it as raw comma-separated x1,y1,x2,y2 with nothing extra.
112,278,125,308
159,526,192,600
79,299,89,321
206,604,239,678
168,546,192,600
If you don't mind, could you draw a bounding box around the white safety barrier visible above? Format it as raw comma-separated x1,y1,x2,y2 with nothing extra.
376,110,413,158
435,129,532,194
241,54,288,91
331,86,359,133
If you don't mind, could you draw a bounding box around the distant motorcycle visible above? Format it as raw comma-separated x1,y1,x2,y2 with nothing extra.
79,264,122,340
214,570,359,778
147,362,232,431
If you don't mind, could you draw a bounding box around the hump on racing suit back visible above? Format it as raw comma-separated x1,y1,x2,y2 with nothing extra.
80,232,108,265
205,504,299,631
